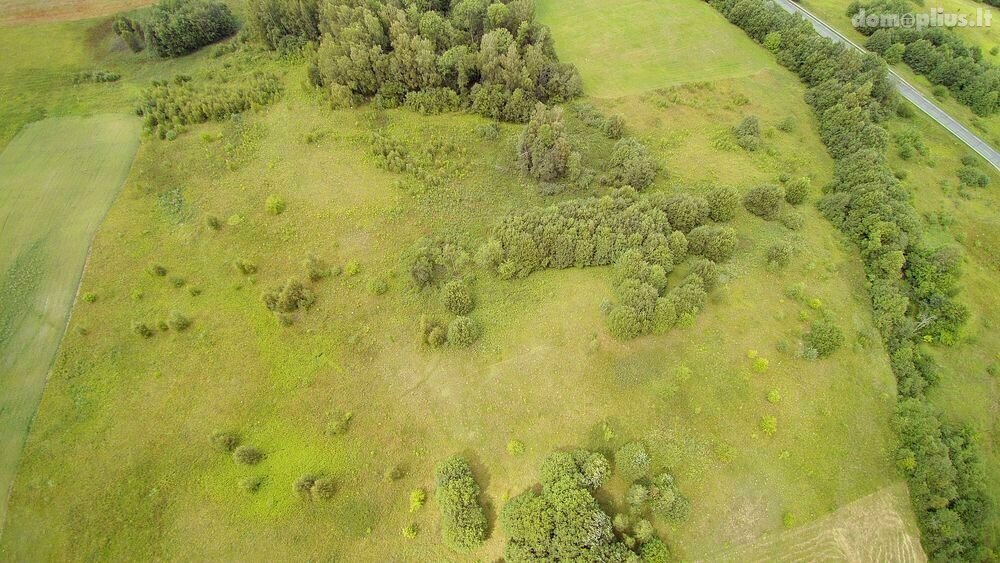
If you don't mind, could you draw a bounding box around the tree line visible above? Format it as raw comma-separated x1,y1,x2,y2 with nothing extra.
243,0,582,122
851,0,999,116
709,0,990,559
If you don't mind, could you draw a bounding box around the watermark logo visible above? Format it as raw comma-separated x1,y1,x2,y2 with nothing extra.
852,7,993,30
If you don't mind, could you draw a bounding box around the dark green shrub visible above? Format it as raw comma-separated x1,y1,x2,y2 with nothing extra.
303,254,331,281
312,477,336,500
409,236,469,289
688,259,719,292
206,215,222,230
602,114,626,139
210,430,240,452
262,278,315,313
803,318,844,358
294,474,318,497
606,138,658,190
241,475,264,493
233,445,265,465
148,264,168,276
766,242,795,269
662,193,710,233
132,322,154,338
743,184,784,220
441,280,474,315
687,225,737,262
706,186,739,221
112,14,145,52
434,456,487,552
518,103,573,181
420,315,449,348
615,442,650,481
784,177,810,205
168,310,191,331
327,412,353,436
447,316,481,346
734,115,761,151
234,259,257,275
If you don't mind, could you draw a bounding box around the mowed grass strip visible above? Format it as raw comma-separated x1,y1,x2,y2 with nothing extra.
536,0,774,98
0,113,139,531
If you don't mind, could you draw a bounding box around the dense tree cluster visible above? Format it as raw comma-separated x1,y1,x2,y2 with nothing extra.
482,187,734,339
245,0,320,50
434,456,487,552
138,0,238,57
853,1,1000,116
742,184,784,220
501,450,643,561
709,0,986,557
518,103,575,181
136,73,283,138
408,236,470,289
270,0,583,121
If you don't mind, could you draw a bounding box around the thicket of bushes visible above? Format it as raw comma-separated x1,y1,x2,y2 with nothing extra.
434,456,487,552
136,73,283,138
245,0,581,121
852,0,1000,116
709,0,988,558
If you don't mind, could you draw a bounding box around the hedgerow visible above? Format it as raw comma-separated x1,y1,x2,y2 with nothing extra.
434,455,487,552
708,0,986,557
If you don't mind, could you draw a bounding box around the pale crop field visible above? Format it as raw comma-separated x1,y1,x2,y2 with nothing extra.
0,113,139,530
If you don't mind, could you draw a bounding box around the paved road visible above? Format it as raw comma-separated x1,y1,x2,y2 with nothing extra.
771,0,1000,171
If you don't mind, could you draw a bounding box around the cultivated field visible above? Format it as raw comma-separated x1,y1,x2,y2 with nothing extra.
0,113,139,530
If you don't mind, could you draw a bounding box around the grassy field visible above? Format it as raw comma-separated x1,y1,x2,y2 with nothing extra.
0,0,151,24
536,0,774,98
0,0,924,558
0,113,139,531
797,0,1000,147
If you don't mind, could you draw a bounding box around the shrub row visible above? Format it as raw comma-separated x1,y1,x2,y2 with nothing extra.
434,456,487,552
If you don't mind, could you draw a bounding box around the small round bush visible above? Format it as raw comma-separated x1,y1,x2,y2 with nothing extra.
241,475,264,493
294,474,318,497
148,264,168,276
132,321,154,338
784,177,809,205
82,292,97,303
603,114,626,139
767,389,781,404
760,415,777,436
206,215,222,230
803,318,844,358
687,225,737,262
167,310,191,331
266,194,286,215
441,280,474,315
615,442,650,481
507,439,525,456
447,316,481,346
312,477,337,500
402,523,419,539
232,445,265,465
767,243,794,269
743,184,784,220
706,186,739,222
210,430,241,452
409,488,426,512
607,138,658,190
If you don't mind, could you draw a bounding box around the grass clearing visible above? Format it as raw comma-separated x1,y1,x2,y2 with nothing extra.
536,0,774,98
0,113,139,531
